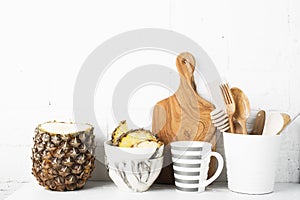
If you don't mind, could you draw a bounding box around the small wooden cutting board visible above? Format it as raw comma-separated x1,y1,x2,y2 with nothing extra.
152,52,216,184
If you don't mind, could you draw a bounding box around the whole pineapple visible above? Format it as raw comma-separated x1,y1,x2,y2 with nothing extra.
31,121,96,191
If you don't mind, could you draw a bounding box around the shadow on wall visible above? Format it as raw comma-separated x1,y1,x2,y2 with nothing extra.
90,158,110,181
276,119,300,183
215,131,227,182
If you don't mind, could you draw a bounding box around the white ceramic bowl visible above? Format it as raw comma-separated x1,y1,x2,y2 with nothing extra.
104,140,164,163
107,156,163,192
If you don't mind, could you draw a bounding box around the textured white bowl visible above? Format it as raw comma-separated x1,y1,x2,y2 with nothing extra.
104,140,164,163
107,156,163,192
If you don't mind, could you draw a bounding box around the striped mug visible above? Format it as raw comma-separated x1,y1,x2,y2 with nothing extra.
170,141,224,192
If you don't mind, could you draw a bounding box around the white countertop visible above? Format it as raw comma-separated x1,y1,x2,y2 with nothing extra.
4,181,300,200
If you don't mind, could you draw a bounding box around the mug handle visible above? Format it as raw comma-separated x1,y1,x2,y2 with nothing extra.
199,152,224,187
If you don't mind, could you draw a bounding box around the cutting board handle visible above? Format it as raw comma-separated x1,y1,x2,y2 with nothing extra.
176,52,197,91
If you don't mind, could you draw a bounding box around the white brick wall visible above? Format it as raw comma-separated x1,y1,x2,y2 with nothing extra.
0,0,299,183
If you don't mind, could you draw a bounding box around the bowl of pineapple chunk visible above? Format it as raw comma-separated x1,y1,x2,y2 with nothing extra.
104,120,164,192
104,120,164,163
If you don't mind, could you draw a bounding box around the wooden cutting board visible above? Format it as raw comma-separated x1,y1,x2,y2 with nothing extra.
152,52,216,184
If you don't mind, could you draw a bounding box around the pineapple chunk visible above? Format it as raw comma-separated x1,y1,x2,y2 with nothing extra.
117,129,158,148
111,120,128,146
133,140,163,148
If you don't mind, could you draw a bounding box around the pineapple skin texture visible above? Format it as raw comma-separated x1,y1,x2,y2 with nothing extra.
31,122,96,191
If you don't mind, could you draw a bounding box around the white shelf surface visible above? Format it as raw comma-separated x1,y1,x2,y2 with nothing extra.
6,181,300,200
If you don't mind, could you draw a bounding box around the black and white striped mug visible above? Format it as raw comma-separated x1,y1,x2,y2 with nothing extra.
170,141,224,192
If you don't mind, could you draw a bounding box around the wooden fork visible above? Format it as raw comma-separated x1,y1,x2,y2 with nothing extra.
220,83,235,133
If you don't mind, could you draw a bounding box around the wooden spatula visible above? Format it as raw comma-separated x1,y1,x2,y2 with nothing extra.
251,110,265,135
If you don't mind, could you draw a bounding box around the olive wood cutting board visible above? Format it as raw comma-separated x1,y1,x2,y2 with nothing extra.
152,52,216,184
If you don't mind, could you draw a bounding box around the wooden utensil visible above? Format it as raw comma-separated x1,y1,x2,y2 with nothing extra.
230,87,250,134
152,52,216,184
277,113,291,135
277,113,299,135
262,112,284,136
251,110,266,135
220,83,235,133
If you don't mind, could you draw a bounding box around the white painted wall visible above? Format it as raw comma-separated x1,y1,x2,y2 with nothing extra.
0,0,299,183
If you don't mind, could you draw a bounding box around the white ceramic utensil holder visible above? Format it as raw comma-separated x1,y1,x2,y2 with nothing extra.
223,132,281,194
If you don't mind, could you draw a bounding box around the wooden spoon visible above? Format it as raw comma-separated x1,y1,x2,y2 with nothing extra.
251,110,265,135
230,87,251,134
277,113,299,135
277,113,291,135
